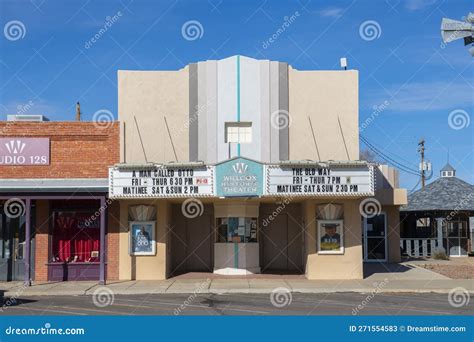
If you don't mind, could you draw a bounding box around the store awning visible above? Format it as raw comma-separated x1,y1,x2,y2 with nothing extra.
0,178,108,193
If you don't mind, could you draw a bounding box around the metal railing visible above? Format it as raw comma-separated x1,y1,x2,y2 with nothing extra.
400,238,439,257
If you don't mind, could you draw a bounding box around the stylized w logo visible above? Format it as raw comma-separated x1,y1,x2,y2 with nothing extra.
232,162,248,174
5,140,26,154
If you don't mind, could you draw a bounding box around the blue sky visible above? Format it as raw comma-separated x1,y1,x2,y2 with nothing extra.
0,0,472,190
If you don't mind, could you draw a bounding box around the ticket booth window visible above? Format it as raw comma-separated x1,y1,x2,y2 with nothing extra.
216,217,257,243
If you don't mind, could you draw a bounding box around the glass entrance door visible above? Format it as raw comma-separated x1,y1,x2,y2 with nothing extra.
363,213,387,262
0,206,27,281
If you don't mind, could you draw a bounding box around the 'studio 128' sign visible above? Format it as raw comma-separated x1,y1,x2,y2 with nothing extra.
0,138,50,166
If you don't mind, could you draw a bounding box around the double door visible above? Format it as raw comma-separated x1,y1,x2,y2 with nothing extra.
0,208,29,281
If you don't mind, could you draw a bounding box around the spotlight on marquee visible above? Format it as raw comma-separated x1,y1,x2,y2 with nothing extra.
441,12,474,56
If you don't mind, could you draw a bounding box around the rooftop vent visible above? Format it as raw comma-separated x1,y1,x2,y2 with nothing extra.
7,114,49,122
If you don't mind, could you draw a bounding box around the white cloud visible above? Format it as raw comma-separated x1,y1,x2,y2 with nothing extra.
404,0,437,11
318,7,344,18
365,81,474,112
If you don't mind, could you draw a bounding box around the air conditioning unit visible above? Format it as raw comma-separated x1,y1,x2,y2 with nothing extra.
7,115,49,122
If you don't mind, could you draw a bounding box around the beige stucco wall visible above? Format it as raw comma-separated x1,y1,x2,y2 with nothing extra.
304,199,363,280
385,205,401,263
289,68,359,161
118,200,170,280
118,69,189,164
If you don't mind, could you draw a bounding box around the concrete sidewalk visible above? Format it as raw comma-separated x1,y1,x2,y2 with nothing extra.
1,262,471,297
2,277,473,297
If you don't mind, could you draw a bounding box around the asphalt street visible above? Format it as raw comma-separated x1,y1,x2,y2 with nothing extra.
1,292,472,316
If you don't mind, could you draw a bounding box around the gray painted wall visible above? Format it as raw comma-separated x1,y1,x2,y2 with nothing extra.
189,55,289,164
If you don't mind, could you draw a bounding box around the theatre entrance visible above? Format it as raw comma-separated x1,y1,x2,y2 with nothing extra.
259,204,304,274
169,204,214,277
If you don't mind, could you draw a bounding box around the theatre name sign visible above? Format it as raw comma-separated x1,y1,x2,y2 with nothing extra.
109,158,374,198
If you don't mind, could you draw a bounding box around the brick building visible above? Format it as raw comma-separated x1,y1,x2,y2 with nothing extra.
0,119,120,283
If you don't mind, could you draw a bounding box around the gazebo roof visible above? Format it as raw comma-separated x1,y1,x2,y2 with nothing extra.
440,163,455,172
401,176,474,212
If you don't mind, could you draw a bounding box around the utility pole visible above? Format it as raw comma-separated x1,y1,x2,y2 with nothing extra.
418,139,426,190
75,102,81,121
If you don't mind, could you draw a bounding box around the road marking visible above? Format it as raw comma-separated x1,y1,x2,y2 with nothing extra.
5,306,86,315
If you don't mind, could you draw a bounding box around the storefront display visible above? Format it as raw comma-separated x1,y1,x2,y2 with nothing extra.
51,211,100,263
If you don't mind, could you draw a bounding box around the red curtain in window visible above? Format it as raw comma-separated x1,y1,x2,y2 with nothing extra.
52,212,100,262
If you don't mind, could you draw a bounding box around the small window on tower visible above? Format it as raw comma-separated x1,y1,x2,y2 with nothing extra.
225,122,252,143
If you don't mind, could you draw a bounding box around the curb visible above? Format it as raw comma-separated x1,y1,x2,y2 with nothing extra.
4,288,474,297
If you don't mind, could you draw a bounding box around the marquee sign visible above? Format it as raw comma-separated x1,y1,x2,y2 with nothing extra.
109,161,374,198
265,165,374,196
109,166,214,198
0,138,50,166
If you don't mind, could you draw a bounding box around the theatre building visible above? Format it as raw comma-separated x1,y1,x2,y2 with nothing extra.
111,55,407,280
0,118,119,283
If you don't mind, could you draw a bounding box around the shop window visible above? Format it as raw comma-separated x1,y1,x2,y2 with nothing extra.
225,122,252,143
51,211,100,263
216,217,257,243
